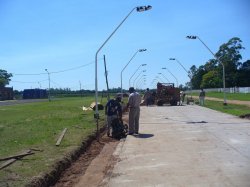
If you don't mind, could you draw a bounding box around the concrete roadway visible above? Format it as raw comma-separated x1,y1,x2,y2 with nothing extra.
104,105,250,187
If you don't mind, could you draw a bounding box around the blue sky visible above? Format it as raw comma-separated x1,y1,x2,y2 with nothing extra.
1,0,250,91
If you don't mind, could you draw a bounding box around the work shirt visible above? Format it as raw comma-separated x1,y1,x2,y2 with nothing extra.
128,92,142,108
143,91,151,100
199,90,205,97
105,99,122,116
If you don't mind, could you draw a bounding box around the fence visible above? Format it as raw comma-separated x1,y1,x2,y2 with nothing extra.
187,87,250,94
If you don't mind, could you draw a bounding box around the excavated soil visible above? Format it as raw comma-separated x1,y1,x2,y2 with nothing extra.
50,114,129,187
51,135,120,187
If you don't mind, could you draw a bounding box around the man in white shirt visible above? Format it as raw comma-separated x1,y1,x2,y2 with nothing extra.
127,87,142,135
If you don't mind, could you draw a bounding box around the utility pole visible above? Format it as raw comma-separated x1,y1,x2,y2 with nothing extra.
103,55,110,101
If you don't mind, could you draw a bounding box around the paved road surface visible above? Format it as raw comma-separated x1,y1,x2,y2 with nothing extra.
103,105,250,187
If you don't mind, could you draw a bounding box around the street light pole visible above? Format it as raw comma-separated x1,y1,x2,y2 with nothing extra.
45,69,51,102
137,78,146,89
186,35,227,105
136,75,146,89
121,49,146,94
94,5,152,140
169,58,193,96
129,63,147,87
133,70,146,87
162,67,179,87
158,73,170,82
169,58,190,78
155,75,165,83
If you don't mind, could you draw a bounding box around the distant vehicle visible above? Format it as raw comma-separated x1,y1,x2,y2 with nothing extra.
155,82,180,106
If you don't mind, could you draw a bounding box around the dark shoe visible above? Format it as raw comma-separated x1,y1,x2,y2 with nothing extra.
128,132,134,135
134,132,139,135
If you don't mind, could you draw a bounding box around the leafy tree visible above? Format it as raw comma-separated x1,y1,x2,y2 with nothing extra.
189,37,247,88
189,65,206,89
0,69,12,88
215,37,245,87
236,60,250,86
201,70,221,88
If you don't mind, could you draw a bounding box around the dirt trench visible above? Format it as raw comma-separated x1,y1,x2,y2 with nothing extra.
50,115,129,187
51,134,120,187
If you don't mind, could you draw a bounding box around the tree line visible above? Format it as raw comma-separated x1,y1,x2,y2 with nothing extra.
188,37,250,89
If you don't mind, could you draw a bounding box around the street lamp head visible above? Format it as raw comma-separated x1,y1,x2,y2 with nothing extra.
136,5,152,12
139,49,147,52
162,67,166,69
186,35,197,39
158,73,162,74
169,58,175,60
142,63,147,66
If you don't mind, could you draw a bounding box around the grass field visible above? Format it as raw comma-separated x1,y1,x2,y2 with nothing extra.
191,91,250,101
1,94,249,186
0,97,105,186
192,99,250,117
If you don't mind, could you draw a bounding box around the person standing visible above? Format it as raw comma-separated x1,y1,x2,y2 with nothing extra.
180,91,186,105
143,88,151,106
105,96,122,136
127,87,142,135
199,88,206,106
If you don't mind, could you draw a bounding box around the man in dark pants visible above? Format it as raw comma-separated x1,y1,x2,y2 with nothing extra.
127,87,142,135
105,96,122,136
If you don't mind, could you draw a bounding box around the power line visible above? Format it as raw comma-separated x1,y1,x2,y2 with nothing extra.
13,60,98,76
11,79,48,84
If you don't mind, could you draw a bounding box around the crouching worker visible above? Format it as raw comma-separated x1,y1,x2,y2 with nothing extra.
105,96,122,137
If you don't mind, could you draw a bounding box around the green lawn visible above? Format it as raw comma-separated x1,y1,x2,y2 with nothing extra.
191,91,250,101
196,99,250,117
0,97,106,186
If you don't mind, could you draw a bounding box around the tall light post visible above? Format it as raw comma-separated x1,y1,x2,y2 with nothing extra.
155,75,165,83
158,73,170,82
45,69,51,102
121,49,147,93
136,75,146,89
169,58,191,78
38,82,41,89
137,78,146,89
186,35,227,105
169,58,193,96
94,6,152,140
133,70,146,87
162,67,179,87
129,63,147,87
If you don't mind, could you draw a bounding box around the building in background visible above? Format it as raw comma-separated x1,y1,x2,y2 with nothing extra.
0,87,14,100
23,89,48,99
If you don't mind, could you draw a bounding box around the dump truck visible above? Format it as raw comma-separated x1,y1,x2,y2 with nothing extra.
155,82,180,106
